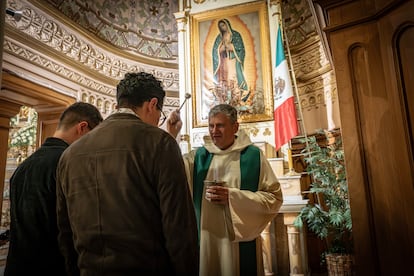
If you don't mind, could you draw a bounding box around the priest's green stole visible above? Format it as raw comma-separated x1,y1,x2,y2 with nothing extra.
193,145,261,276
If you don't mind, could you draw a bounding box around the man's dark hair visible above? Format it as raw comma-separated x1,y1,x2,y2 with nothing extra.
208,104,238,124
58,102,103,130
116,72,165,109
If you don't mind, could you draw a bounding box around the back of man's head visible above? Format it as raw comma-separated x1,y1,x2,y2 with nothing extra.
208,104,238,123
116,72,165,109
57,102,103,131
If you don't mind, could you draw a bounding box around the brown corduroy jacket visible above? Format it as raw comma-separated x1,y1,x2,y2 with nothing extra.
56,112,199,276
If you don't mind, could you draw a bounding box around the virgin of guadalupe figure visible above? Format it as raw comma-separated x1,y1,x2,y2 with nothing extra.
212,19,250,104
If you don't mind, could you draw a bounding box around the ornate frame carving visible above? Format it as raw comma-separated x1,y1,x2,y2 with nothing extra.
190,1,273,127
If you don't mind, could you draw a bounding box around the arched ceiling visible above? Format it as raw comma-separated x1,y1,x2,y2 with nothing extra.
30,0,319,64
41,0,179,63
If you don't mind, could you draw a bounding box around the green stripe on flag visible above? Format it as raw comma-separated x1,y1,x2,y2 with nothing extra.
275,26,285,67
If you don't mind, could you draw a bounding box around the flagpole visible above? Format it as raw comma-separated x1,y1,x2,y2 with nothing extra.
272,2,310,171
282,28,308,139
278,9,310,159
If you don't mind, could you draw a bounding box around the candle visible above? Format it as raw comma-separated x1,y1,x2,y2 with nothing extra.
288,148,293,172
214,167,219,182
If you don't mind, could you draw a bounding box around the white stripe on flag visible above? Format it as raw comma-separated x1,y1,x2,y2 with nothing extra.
273,25,298,150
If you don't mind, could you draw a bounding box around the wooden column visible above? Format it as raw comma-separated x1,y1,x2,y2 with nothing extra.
0,101,22,217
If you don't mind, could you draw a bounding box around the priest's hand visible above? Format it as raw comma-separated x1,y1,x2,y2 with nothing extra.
205,186,229,205
166,109,182,138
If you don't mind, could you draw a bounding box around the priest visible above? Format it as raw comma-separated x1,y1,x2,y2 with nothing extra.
168,103,283,276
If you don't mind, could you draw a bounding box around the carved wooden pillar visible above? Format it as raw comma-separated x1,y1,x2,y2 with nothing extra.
0,100,22,217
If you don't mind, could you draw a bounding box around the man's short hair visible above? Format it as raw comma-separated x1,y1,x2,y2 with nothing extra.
208,104,238,124
58,102,103,130
116,72,165,109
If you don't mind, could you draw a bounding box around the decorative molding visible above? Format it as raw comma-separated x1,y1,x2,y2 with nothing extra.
5,0,179,91
298,71,337,111
80,89,116,117
292,40,331,81
174,10,189,32
164,96,180,109
80,90,180,118
4,38,116,96
37,0,179,62
4,39,179,97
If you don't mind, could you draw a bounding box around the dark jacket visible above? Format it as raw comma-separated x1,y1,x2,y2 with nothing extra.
5,137,69,276
56,113,199,276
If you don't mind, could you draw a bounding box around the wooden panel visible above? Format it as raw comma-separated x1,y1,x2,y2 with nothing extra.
396,25,414,172
0,117,12,215
38,119,59,146
315,1,414,275
0,102,22,219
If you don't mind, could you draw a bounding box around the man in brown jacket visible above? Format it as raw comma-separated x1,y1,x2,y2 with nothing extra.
56,72,199,275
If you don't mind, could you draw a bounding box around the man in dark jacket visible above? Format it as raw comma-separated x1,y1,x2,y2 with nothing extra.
5,102,103,275
56,72,199,275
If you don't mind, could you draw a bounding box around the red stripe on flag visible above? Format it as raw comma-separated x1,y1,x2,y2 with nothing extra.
274,96,298,150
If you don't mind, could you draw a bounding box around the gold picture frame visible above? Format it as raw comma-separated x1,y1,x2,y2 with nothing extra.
190,1,273,127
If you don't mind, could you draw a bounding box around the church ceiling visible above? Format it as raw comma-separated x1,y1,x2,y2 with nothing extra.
281,0,317,48
41,0,179,63
36,0,315,62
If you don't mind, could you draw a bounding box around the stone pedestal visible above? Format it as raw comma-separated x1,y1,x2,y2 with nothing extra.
268,157,284,177
278,173,309,276
283,213,307,276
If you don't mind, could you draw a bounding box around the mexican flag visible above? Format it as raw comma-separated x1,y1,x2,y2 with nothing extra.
273,25,298,150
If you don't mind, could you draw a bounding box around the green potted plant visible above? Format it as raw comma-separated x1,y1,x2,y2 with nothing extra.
294,130,353,275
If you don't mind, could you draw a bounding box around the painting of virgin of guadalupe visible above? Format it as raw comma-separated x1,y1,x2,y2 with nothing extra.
191,2,273,127
212,19,250,105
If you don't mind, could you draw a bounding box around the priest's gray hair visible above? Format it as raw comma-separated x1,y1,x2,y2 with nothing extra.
208,104,238,124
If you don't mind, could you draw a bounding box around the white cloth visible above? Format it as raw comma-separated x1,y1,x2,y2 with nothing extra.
183,130,283,276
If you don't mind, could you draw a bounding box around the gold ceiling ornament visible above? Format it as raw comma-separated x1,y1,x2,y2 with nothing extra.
193,0,206,4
